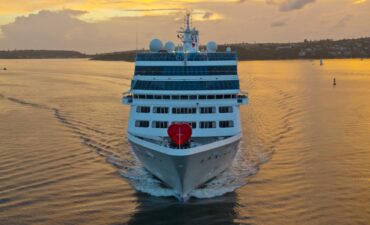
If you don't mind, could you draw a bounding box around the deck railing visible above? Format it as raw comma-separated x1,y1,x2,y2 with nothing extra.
136,52,237,61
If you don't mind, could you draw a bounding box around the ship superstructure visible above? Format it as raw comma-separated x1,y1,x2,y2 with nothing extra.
122,13,248,200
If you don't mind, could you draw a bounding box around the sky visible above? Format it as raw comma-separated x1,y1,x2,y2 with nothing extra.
0,0,369,53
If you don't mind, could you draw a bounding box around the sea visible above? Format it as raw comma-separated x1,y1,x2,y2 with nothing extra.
0,59,369,225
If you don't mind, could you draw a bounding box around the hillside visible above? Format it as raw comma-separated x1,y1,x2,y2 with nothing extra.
0,50,88,59
91,37,370,61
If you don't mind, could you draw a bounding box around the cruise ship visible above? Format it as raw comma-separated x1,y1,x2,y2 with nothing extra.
122,13,248,201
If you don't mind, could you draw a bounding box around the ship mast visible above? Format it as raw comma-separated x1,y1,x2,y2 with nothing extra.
177,12,199,52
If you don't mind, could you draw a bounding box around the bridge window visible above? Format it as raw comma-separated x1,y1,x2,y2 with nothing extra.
152,121,168,128
219,121,234,128
136,106,150,113
200,107,216,114
135,120,149,128
172,107,196,114
132,80,240,91
153,107,169,114
200,121,216,129
134,65,237,76
219,106,233,113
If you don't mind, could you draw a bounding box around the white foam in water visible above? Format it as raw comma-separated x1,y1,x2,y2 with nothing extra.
119,166,177,197
118,146,259,200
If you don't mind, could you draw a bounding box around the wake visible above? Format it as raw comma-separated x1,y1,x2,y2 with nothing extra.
0,93,260,200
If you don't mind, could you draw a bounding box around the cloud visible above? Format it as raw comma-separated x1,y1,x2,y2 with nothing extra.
279,0,316,11
353,0,367,4
120,8,183,12
0,1,369,53
0,9,180,53
202,12,214,19
334,14,353,28
271,20,288,27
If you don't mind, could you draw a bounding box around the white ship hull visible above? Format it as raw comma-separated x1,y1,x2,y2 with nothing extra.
128,133,241,200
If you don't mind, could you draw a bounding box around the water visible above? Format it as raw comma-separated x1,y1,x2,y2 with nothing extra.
0,59,369,225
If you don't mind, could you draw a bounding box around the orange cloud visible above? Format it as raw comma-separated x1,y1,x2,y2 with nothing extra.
354,0,367,4
0,0,233,25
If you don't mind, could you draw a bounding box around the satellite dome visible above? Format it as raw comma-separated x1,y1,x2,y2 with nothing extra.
149,39,163,52
207,41,217,53
164,41,175,52
226,47,231,52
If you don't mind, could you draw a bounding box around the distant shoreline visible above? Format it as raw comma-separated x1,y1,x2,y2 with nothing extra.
90,37,370,62
0,50,88,59
1,37,369,61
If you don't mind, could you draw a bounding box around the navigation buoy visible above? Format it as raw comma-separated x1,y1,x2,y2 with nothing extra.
167,123,192,147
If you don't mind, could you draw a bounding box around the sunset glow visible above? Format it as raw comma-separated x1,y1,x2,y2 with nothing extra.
0,0,369,53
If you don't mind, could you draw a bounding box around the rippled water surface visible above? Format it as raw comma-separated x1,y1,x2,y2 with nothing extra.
0,59,369,225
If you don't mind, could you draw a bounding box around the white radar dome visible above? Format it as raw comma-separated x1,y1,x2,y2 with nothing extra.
149,39,163,52
207,41,218,53
164,41,175,52
226,47,231,52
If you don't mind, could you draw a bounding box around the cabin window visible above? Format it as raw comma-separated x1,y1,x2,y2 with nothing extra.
163,95,170,100
135,120,149,128
219,121,234,128
172,107,196,114
152,121,168,128
200,107,216,114
153,107,169,114
219,106,233,113
173,122,197,128
136,106,150,113
189,95,197,100
200,121,216,129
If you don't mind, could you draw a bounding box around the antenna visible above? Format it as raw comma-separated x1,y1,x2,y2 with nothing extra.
135,16,138,51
